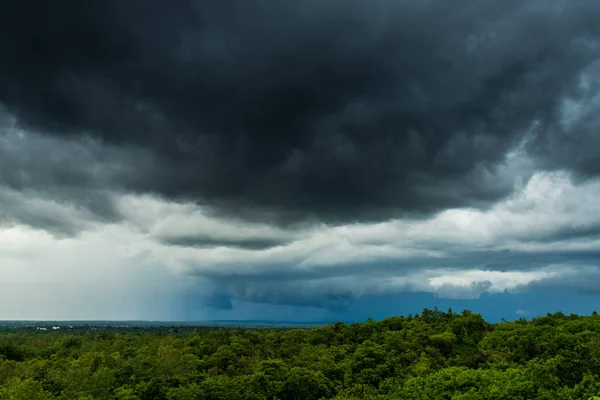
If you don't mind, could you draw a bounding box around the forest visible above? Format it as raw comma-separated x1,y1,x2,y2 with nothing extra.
1,309,600,399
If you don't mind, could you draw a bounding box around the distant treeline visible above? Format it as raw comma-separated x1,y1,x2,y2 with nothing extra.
0,320,320,333
1,308,600,399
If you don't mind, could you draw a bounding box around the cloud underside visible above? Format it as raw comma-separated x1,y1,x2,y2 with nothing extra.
1,0,600,229
2,0,600,317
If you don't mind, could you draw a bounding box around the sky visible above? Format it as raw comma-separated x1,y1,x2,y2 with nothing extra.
1,0,600,322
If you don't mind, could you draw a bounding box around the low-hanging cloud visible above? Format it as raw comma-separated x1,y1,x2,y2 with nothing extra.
97,171,600,311
1,171,600,317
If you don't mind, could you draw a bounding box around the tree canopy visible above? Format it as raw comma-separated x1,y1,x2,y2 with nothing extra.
1,309,600,399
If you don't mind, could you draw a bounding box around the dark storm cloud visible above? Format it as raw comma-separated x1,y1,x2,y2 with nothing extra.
0,117,154,233
162,236,289,251
1,0,600,224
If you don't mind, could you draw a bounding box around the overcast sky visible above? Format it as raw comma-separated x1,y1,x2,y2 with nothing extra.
1,0,600,321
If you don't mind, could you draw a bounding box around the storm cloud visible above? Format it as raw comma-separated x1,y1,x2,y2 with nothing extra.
2,0,600,226
2,0,600,320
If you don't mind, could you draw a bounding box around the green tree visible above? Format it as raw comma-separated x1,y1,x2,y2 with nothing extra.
0,378,53,400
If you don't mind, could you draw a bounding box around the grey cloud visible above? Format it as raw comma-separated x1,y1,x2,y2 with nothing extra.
177,274,358,312
0,189,90,236
517,266,600,295
528,223,600,243
190,247,600,282
0,118,158,234
185,247,600,309
530,61,600,177
162,236,290,251
452,249,600,271
1,0,599,226
203,292,234,311
208,285,355,312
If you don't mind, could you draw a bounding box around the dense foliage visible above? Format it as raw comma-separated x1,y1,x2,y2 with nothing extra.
1,309,600,399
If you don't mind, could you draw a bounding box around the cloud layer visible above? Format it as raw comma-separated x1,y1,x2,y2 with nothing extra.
2,0,600,225
1,0,600,319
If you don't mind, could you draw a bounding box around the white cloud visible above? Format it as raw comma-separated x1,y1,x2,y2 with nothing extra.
118,195,300,245
427,269,556,299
